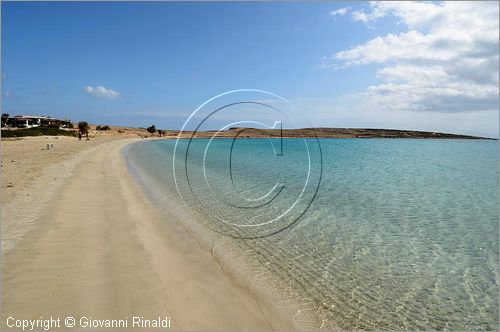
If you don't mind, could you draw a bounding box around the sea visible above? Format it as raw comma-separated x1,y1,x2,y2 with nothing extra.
126,138,498,330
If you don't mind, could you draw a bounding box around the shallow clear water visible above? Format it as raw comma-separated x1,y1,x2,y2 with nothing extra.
127,138,498,330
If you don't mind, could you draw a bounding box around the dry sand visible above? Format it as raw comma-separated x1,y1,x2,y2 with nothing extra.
1,137,288,330
1,135,120,205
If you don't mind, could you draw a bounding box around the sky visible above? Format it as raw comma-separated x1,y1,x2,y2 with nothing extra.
2,1,499,137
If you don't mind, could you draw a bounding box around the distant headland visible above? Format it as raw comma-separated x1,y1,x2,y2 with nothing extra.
177,127,495,140
0,114,494,139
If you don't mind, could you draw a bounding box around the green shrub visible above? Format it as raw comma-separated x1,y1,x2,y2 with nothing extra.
1,127,78,138
78,121,89,134
97,125,110,131
147,125,156,134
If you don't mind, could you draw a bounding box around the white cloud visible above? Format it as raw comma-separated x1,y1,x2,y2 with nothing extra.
328,1,499,114
84,85,119,100
352,6,385,24
330,7,350,17
352,1,442,26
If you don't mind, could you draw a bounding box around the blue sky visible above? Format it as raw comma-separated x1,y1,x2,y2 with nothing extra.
2,1,499,137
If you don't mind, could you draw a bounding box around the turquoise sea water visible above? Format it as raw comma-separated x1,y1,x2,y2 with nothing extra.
127,138,498,330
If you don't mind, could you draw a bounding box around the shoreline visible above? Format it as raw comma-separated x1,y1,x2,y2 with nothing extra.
125,140,327,330
1,138,288,330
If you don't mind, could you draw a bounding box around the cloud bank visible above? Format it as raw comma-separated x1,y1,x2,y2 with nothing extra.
330,1,499,114
84,86,119,100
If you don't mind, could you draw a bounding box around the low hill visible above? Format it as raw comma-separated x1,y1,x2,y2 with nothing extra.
177,127,494,139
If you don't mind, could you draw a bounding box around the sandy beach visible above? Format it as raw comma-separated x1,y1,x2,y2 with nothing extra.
1,136,288,330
